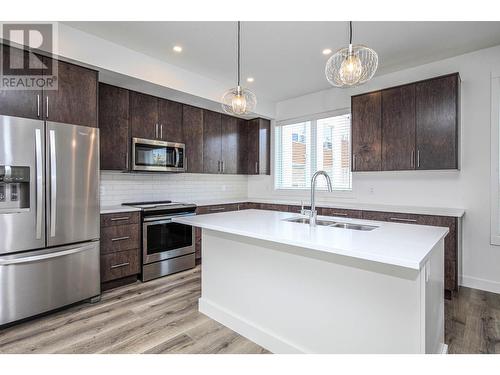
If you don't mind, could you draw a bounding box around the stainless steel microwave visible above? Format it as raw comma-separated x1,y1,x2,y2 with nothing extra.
132,138,185,172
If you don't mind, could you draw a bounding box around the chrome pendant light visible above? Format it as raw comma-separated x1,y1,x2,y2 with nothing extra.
325,21,378,88
221,21,256,115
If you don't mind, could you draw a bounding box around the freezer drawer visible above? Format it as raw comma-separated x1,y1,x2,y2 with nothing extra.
0,241,100,326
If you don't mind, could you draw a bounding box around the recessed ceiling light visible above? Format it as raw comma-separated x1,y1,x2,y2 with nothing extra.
173,45,183,53
322,48,332,55
246,77,254,83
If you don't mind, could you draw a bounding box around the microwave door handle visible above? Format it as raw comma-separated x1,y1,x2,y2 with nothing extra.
35,128,43,239
175,148,180,168
49,129,57,238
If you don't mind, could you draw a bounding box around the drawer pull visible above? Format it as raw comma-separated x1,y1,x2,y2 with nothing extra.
110,262,130,269
209,207,226,212
111,236,130,242
390,217,417,223
111,216,130,221
330,212,348,217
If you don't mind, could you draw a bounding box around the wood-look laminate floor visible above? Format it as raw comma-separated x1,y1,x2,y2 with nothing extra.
0,265,499,354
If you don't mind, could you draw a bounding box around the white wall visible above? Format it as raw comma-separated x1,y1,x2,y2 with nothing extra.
248,45,500,294
100,171,247,207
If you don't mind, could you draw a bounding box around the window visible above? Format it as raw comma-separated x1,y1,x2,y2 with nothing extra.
275,113,352,191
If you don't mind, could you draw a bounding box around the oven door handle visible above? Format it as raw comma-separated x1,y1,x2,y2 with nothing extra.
144,219,172,226
143,213,196,223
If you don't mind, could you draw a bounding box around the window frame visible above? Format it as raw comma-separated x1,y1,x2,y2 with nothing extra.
274,108,353,193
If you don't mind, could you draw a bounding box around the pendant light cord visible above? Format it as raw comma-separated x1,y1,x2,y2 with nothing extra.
349,21,352,44
237,21,241,87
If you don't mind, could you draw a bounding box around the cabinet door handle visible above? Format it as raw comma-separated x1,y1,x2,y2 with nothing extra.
417,150,420,168
155,123,158,138
411,150,415,168
110,262,130,269
111,236,130,242
46,96,49,119
390,217,417,223
37,94,40,118
221,160,224,173
255,162,258,174
160,124,163,139
111,216,130,222
330,212,348,217
209,207,225,212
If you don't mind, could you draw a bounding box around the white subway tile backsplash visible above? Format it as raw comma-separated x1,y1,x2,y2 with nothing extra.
100,171,248,206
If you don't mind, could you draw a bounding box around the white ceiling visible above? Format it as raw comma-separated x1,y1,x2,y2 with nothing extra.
64,21,500,103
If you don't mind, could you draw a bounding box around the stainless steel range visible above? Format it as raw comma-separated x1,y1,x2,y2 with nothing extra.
122,201,196,281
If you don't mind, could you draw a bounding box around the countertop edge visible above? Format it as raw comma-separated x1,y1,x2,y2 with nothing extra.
173,212,449,271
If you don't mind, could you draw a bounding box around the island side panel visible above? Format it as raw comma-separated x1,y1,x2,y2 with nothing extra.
199,229,425,354
423,238,445,353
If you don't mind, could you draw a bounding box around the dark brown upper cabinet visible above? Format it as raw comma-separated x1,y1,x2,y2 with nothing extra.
203,110,222,174
351,92,382,171
98,83,129,171
382,84,416,170
158,98,183,143
352,73,460,172
129,91,158,140
0,45,43,120
416,74,460,170
44,57,98,127
0,45,98,127
182,105,204,173
221,115,239,174
247,118,271,175
237,119,249,174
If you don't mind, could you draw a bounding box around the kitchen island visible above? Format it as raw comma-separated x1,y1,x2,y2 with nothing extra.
173,209,449,354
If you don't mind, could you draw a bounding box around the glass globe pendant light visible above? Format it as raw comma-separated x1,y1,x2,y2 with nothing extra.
221,21,256,115
325,21,378,88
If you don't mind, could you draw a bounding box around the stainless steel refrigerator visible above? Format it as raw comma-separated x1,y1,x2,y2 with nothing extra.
0,114,100,326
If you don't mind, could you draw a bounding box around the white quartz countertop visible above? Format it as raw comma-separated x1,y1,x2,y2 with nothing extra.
173,209,449,270
100,205,142,214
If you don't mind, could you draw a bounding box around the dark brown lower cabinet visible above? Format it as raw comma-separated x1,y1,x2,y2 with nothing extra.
362,210,458,298
100,212,141,290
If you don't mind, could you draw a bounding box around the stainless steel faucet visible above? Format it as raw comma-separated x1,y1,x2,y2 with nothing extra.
304,170,333,226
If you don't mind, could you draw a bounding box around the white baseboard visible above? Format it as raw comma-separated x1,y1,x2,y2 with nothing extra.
198,298,306,354
461,275,500,294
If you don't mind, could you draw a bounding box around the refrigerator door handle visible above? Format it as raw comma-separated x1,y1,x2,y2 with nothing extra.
49,129,57,238
35,128,43,239
0,243,95,265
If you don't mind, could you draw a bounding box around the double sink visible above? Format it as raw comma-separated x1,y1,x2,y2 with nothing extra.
283,217,378,231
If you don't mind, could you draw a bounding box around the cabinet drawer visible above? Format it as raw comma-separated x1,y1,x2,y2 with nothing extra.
320,207,363,219
362,211,419,223
100,212,140,227
101,224,140,254
260,204,288,212
197,204,240,215
100,249,140,282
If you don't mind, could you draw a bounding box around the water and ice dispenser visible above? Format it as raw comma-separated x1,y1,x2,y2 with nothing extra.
0,165,30,211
